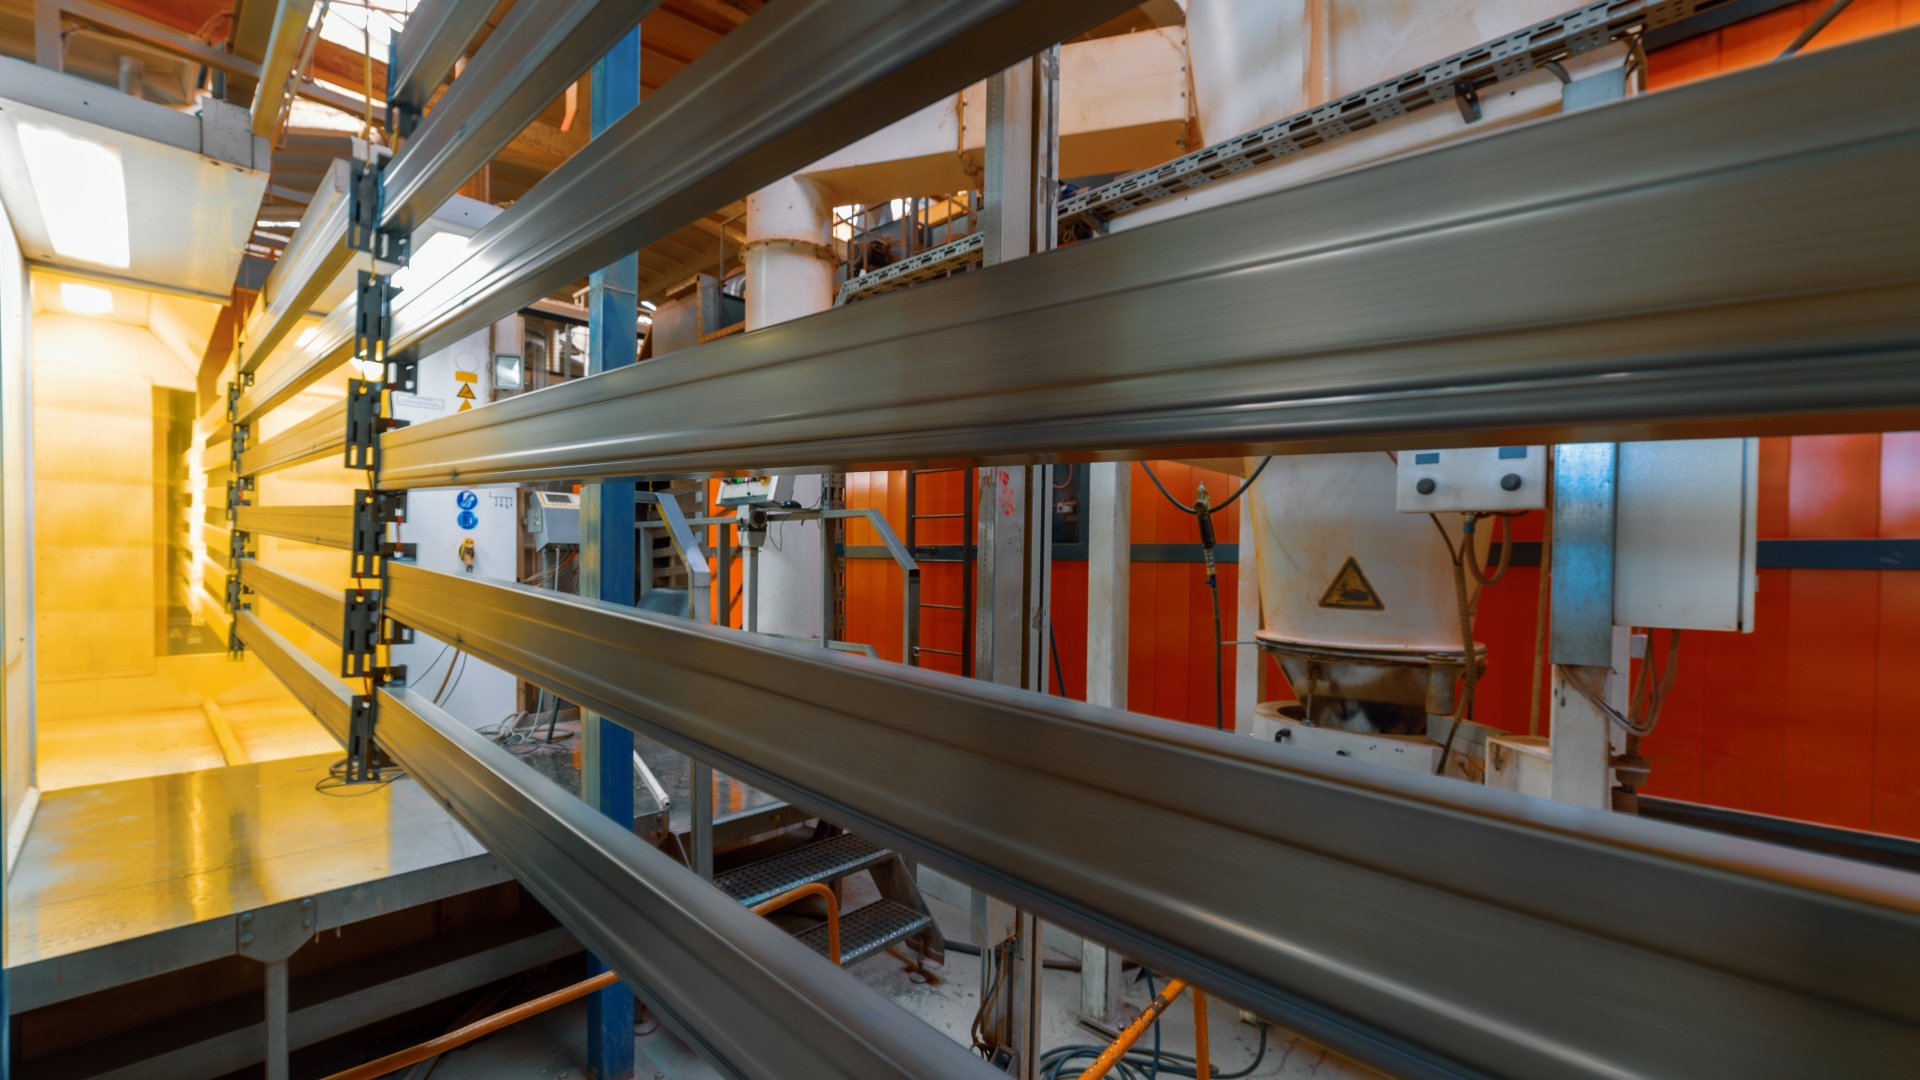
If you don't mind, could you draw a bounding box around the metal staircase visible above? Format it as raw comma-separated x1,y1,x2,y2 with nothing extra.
715,831,944,968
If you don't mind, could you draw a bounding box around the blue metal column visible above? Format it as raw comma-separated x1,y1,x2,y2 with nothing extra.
579,26,640,1080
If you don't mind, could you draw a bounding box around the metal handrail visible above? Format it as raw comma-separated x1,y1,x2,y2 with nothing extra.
751,882,842,967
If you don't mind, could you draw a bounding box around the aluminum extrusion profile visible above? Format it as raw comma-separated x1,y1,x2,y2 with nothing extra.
386,0,494,120
373,685,1001,1080
381,0,1142,365
237,397,349,477
234,505,355,550
249,0,319,139
234,610,352,743
235,300,355,426
381,561,1920,1079
238,159,360,375
379,0,662,234
237,559,346,646
377,29,1920,488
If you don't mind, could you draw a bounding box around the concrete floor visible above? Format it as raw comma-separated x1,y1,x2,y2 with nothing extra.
432,879,1378,1079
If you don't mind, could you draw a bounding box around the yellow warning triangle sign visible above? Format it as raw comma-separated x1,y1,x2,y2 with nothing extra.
1318,556,1384,610
456,383,477,400
457,399,472,412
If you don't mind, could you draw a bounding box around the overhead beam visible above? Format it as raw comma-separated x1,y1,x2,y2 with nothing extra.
381,0,1141,367
380,561,1920,1079
374,685,999,1079
379,30,1920,487
250,0,319,138
380,0,661,234
385,0,493,119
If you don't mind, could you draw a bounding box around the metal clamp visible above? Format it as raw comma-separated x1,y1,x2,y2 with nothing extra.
351,489,413,578
346,158,410,263
345,378,383,470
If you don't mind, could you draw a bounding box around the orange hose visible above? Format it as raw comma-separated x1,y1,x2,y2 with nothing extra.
1079,978,1188,1080
1192,988,1210,1079
752,881,842,966
323,969,620,1080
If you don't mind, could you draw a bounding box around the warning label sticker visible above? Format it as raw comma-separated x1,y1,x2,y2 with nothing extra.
1318,556,1384,610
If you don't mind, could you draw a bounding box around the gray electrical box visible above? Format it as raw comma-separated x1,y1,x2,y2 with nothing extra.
1614,438,1758,633
525,490,580,550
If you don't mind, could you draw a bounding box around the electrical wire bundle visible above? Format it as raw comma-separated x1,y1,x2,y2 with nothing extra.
1139,459,1273,731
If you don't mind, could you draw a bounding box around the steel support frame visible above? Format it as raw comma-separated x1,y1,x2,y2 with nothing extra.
578,28,642,1079
378,31,1920,487
378,561,1920,1078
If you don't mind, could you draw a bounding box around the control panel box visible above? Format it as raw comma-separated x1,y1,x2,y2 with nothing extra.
717,475,796,508
1396,445,1547,513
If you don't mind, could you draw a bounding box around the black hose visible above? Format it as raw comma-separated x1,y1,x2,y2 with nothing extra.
1139,459,1270,517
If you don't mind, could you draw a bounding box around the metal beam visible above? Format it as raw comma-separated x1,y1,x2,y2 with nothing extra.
379,29,1920,487
236,397,347,476
373,684,999,1080
381,0,1138,366
234,610,352,743
385,0,493,119
381,0,659,234
234,505,355,550
237,558,345,646
237,158,359,376
250,0,318,138
379,561,1920,1079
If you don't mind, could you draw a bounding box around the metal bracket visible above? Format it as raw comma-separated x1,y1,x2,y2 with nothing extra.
345,378,382,470
224,379,242,424
346,158,409,263
341,586,382,677
352,271,397,378
351,489,413,578
385,346,419,395
238,898,315,962
1453,79,1483,123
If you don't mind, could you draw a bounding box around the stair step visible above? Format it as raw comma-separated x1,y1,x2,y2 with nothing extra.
715,833,889,907
798,899,934,968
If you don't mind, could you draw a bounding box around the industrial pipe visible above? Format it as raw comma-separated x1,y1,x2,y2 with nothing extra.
321,970,621,1080
1078,978,1188,1080
324,884,843,1079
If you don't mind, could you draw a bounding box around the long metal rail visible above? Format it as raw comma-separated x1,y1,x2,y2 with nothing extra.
237,398,348,477
235,610,353,742
380,562,1920,1079
234,505,355,550
381,0,1140,365
385,0,494,125
237,158,362,377
380,0,659,234
375,686,998,1079
379,30,1920,487
237,559,345,645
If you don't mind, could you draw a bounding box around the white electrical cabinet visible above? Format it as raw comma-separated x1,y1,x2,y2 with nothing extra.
1614,437,1759,633
1395,445,1548,513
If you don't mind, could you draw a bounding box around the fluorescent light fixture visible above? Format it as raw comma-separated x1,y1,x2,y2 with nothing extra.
390,231,471,293
59,282,113,315
18,125,131,269
636,314,652,326
640,300,657,311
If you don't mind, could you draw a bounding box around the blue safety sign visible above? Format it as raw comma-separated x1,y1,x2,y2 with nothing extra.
456,509,479,531
456,490,479,510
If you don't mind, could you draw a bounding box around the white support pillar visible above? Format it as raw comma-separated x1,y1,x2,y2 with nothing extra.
1235,480,1262,733
1079,460,1129,1027
743,175,836,641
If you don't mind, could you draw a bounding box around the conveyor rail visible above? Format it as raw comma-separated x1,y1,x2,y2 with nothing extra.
380,33,1920,487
